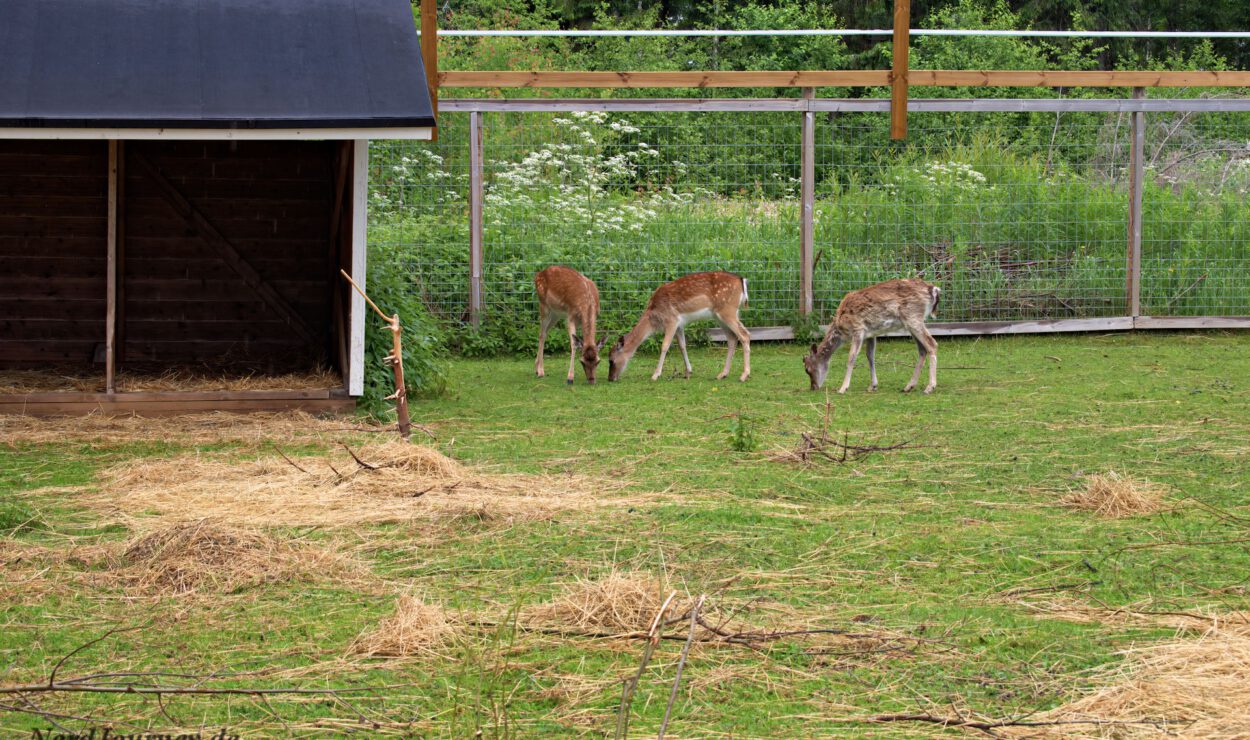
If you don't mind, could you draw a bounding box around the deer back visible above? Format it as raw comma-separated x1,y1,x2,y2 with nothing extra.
834,278,937,336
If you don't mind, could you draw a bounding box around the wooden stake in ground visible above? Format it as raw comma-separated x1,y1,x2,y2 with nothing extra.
340,270,412,438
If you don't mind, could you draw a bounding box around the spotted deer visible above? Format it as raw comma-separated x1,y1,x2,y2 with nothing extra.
535,265,604,384
608,271,751,382
803,278,941,394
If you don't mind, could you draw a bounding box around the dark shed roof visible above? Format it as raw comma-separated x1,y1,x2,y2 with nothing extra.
0,0,436,130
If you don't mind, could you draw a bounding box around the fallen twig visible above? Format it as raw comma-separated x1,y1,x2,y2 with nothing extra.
614,591,677,740
833,712,1168,732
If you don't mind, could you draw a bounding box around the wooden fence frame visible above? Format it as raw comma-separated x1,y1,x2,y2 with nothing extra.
436,95,1250,335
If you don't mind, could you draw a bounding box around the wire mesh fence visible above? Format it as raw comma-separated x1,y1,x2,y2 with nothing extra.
369,99,1250,348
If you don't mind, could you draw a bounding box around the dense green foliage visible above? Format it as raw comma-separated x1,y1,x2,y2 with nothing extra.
429,0,1250,75
358,240,448,414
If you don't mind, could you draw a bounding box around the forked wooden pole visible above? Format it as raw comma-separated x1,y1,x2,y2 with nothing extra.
340,269,411,438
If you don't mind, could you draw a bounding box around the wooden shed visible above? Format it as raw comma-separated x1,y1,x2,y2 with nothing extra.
0,0,435,415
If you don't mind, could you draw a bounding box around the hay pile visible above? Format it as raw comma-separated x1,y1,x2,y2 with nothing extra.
528,572,692,634
87,440,637,528
120,519,351,595
1062,472,1165,518
350,595,455,657
1030,623,1250,738
1,411,383,447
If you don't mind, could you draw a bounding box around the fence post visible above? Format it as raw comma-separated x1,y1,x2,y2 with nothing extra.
1126,87,1145,319
800,88,815,315
469,111,484,325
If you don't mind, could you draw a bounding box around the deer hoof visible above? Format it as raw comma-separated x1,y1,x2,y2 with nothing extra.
739,373,749,382
716,372,728,381
902,386,914,393
923,385,935,395
867,385,878,393
566,378,574,385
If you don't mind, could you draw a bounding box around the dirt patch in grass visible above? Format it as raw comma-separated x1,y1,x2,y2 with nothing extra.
1061,472,1166,518
1019,622,1250,738
83,440,640,528
1,410,383,448
349,595,456,658
119,519,356,596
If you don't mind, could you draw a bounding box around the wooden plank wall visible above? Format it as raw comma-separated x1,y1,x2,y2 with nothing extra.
122,140,335,368
0,141,108,365
0,140,337,373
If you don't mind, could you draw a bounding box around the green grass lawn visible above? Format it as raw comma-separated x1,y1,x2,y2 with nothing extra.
3,332,1249,737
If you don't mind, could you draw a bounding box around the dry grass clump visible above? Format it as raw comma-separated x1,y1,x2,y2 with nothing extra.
119,519,349,596
528,572,691,634
85,441,638,528
350,595,455,658
0,367,340,394
1,410,384,447
1028,624,1250,738
1062,472,1165,518
1018,597,1250,634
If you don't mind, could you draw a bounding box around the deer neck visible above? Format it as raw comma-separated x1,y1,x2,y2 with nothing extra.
619,312,656,360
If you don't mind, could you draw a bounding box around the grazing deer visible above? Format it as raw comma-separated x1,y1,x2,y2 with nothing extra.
608,271,751,382
535,266,604,384
803,278,941,394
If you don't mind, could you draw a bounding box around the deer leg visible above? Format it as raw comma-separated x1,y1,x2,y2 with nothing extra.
566,317,579,385
652,323,678,381
920,328,938,394
676,326,692,379
717,330,737,381
903,336,926,393
865,337,878,392
536,308,555,378
837,335,863,394
726,318,751,382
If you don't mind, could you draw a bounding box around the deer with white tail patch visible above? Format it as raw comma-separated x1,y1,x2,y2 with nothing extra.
608,271,751,382
803,278,941,394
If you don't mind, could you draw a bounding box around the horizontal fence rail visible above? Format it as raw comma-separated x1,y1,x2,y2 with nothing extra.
440,70,1250,88
369,96,1250,350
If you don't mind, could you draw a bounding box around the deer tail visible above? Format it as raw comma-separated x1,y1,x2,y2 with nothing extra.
929,285,941,317
741,277,749,308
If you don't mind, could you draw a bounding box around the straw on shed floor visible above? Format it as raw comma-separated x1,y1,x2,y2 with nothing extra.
0,367,341,395
85,440,639,527
1062,471,1166,518
1,410,384,447
350,595,455,658
1019,622,1250,738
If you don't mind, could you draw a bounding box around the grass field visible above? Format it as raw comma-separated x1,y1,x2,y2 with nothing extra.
3,333,1249,737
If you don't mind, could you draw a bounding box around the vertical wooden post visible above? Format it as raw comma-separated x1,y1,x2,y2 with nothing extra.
105,141,119,394
348,140,369,397
468,111,484,326
1127,87,1145,318
389,314,412,439
890,0,911,140
114,141,125,367
799,88,815,315
421,0,438,142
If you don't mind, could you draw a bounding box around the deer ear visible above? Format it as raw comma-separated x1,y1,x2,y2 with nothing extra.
573,335,584,349
809,343,819,354
596,337,608,351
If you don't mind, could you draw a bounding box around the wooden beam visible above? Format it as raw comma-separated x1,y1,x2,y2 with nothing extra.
890,0,911,139
105,141,118,394
439,70,892,88
348,140,368,397
910,70,1250,87
131,152,318,346
421,0,439,141
438,69,1250,89
1127,88,1145,317
115,141,126,367
468,112,484,325
707,317,1141,342
799,88,814,315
